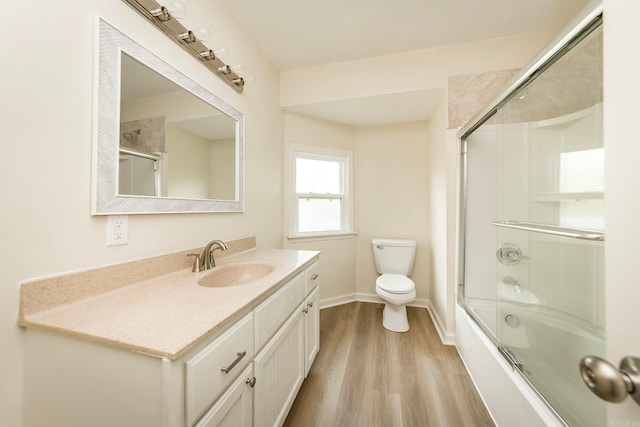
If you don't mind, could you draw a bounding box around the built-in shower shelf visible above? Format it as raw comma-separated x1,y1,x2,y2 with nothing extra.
530,192,603,202
492,221,604,241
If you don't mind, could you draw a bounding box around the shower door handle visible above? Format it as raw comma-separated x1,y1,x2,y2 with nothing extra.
579,355,640,405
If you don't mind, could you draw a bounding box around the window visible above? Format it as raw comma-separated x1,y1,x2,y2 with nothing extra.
287,144,353,238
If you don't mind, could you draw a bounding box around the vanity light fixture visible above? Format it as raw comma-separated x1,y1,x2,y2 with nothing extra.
122,0,245,93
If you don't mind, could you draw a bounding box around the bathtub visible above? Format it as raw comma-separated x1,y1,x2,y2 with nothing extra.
456,301,605,426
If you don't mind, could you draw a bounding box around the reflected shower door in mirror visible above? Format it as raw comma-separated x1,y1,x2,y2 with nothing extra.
92,18,244,214
119,54,236,200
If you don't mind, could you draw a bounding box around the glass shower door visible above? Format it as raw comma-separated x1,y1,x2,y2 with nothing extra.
493,25,605,426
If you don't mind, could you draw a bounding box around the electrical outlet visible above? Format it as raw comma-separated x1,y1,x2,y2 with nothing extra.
107,215,128,246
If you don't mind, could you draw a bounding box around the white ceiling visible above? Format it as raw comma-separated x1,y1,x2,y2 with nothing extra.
218,0,589,127
220,0,589,71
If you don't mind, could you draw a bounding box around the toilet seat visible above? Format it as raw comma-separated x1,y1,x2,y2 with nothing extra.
376,274,414,294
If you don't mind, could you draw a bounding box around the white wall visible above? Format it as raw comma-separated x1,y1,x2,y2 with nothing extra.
0,2,282,425
354,122,431,302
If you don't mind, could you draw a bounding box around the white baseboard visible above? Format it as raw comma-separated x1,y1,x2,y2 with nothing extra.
319,293,455,345
318,293,357,309
426,301,456,345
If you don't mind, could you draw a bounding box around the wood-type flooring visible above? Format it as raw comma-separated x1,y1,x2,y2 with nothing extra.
284,302,495,427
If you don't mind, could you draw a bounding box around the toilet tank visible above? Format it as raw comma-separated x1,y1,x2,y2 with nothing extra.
372,238,417,275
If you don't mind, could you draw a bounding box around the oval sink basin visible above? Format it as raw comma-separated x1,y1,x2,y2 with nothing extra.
198,263,274,287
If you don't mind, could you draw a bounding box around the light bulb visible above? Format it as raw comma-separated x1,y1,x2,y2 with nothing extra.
235,63,255,83
166,2,187,19
151,1,187,21
213,47,229,60
193,27,211,42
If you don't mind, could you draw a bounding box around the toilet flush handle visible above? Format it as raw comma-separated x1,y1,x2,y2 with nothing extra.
377,245,384,250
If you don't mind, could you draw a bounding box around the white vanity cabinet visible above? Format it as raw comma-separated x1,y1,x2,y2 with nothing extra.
23,257,320,427
189,264,320,427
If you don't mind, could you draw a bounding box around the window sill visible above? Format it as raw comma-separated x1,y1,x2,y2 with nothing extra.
287,231,358,243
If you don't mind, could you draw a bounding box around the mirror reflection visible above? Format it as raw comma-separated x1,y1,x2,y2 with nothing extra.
93,19,243,214
119,54,237,200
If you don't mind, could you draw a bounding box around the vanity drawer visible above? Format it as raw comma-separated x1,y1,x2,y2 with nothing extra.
305,261,320,294
254,272,305,350
185,312,254,427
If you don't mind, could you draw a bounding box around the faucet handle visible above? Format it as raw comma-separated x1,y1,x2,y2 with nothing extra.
187,253,202,273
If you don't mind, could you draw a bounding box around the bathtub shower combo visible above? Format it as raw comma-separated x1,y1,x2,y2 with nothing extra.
456,4,605,427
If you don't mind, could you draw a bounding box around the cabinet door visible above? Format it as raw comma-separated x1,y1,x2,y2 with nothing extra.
254,304,305,427
185,312,255,426
304,287,320,377
195,365,254,427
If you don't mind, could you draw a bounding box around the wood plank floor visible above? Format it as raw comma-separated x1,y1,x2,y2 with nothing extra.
284,302,494,427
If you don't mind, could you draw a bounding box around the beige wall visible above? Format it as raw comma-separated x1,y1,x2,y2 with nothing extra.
0,1,282,425
165,125,211,199
210,138,236,200
354,122,431,302
281,30,557,107
425,93,457,341
283,113,357,304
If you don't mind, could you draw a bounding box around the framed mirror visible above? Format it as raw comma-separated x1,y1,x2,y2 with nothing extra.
92,18,244,214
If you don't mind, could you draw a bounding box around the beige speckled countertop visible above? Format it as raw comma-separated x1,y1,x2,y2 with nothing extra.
20,245,319,360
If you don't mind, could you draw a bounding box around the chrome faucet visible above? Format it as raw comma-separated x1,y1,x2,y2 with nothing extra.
201,240,228,270
188,240,229,272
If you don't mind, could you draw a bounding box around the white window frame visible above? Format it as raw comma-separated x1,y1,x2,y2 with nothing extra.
286,144,355,240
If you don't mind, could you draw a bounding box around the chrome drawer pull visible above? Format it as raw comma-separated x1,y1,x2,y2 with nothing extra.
220,351,246,374
311,273,319,280
246,377,256,388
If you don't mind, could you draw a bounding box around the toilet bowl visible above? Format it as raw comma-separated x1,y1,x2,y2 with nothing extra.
375,274,416,332
372,238,417,332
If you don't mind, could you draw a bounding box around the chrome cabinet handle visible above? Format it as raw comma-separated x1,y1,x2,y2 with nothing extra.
579,355,640,405
311,273,319,280
302,307,309,314
246,377,256,388
307,301,313,308
220,351,247,374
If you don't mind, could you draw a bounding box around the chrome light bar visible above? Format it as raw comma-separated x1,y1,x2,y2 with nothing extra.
121,0,245,93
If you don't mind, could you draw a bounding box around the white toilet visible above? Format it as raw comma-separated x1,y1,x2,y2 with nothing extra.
372,238,417,332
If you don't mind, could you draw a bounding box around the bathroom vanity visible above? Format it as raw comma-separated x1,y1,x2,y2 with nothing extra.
20,238,320,427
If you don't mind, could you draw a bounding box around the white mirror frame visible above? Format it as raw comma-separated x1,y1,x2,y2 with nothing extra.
92,18,244,214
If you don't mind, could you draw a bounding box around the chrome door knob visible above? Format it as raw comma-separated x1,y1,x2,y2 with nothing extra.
579,355,640,405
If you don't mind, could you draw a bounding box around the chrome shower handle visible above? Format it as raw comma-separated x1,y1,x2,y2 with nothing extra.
496,243,523,266
579,355,640,405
